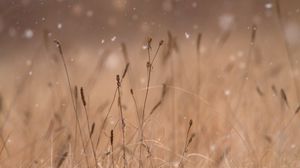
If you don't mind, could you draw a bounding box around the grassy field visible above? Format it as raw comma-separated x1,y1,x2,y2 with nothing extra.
1,1,300,168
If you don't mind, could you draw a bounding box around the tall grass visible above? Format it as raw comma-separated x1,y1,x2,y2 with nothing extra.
1,20,300,168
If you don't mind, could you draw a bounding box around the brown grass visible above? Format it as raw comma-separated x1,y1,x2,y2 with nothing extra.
1,12,300,167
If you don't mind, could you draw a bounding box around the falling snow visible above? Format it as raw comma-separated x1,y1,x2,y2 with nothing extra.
218,14,235,31
192,2,197,8
185,32,190,39
284,21,300,46
24,29,34,39
105,53,120,69
224,90,231,96
86,10,94,17
0,1,300,167
142,45,148,50
265,3,273,9
111,36,117,41
26,60,32,66
57,23,63,29
291,144,296,149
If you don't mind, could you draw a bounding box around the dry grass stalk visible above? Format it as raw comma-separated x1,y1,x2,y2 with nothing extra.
86,50,111,90
214,147,231,167
80,87,98,168
73,85,79,161
149,84,167,115
0,94,3,114
44,119,55,139
280,88,289,108
196,33,202,55
139,39,163,168
271,85,278,96
256,86,264,97
251,25,257,44
275,0,282,20
95,64,130,167
162,31,178,65
295,105,300,114
116,74,127,168
216,30,231,48
121,43,129,63
122,63,130,79
224,25,259,166
4,12,300,167
74,86,78,105
110,129,115,168
130,89,141,129
54,135,71,168
56,152,68,168
178,120,194,168
95,88,118,149
53,40,89,167
275,0,300,101
43,29,50,51
0,134,10,158
90,122,95,138
276,104,300,152
80,87,87,107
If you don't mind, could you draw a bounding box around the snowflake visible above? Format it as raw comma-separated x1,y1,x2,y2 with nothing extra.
192,2,197,8
284,21,300,46
185,32,190,39
24,29,34,39
111,36,117,41
86,10,94,17
265,3,273,9
218,14,235,31
224,90,231,96
57,23,62,29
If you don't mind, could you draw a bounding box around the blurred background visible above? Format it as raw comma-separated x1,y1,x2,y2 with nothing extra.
0,0,299,46
1,0,300,89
